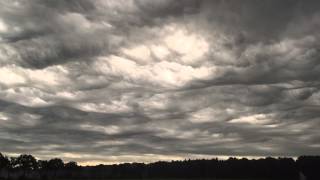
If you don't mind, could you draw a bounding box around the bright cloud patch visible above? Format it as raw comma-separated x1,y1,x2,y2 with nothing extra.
0,19,8,33
0,112,9,121
94,55,215,88
164,25,209,64
0,66,26,85
229,114,274,125
122,45,151,64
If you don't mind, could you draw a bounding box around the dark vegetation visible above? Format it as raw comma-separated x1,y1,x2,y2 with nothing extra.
0,153,319,180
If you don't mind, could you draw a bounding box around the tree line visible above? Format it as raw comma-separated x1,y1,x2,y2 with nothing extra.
0,153,319,180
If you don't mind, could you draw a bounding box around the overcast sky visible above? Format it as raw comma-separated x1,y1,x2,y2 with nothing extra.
0,0,320,165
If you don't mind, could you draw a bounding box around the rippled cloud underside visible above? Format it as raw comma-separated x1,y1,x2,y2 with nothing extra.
0,0,320,165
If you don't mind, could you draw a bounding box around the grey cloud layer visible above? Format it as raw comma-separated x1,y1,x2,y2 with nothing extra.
0,0,320,164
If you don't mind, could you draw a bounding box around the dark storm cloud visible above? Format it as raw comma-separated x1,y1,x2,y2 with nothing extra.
0,0,201,69
0,0,320,164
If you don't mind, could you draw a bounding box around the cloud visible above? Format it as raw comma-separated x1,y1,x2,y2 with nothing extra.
0,0,320,164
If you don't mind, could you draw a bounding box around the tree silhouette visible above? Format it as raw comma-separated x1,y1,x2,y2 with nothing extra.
11,154,38,179
0,153,10,179
297,156,320,180
47,158,64,179
0,153,10,170
38,160,49,179
47,158,64,170
37,160,49,170
14,154,38,170
0,152,319,180
64,161,78,169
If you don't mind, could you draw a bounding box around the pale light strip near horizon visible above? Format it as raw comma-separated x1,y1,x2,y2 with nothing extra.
3,152,297,166
0,0,320,165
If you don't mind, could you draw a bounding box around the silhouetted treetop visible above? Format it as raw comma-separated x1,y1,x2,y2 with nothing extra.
0,152,319,180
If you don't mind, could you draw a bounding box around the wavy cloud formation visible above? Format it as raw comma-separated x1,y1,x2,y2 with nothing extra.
0,0,320,164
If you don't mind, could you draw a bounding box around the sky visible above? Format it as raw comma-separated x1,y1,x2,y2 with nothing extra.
0,0,320,165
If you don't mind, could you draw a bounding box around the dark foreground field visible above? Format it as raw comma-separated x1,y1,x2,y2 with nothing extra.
0,153,319,180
